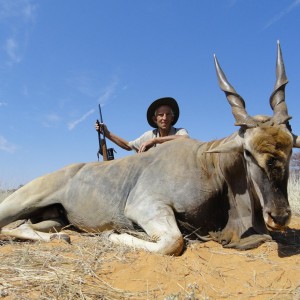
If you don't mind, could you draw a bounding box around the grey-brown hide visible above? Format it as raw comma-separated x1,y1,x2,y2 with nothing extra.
0,42,299,255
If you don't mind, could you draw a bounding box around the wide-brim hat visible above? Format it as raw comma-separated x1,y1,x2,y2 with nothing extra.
147,97,180,128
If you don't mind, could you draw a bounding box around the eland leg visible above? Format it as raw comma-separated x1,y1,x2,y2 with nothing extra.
0,186,70,242
1,216,71,242
1,221,70,242
108,203,184,255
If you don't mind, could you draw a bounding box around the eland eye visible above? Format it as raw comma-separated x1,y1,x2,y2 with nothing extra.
244,149,252,157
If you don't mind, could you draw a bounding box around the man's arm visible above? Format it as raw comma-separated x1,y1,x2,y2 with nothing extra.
138,132,189,153
106,131,137,151
95,122,134,151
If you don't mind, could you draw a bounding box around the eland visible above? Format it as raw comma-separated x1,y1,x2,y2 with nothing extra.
0,42,299,255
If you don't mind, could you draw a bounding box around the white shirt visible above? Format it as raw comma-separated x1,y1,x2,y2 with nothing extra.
128,127,189,152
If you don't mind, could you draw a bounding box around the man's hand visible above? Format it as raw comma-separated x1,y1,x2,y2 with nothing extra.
95,121,100,131
95,122,109,135
138,139,155,153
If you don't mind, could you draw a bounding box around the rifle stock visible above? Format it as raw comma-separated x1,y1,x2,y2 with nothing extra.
101,138,108,161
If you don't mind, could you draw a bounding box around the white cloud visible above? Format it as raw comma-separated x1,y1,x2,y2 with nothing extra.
5,37,21,64
0,136,17,153
66,73,119,100
0,0,37,66
0,0,36,21
67,76,119,130
98,77,119,106
22,0,37,22
42,113,62,128
264,0,300,29
68,109,95,130
0,101,8,107
66,73,99,98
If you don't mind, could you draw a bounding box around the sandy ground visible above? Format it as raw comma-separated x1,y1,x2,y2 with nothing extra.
0,216,299,299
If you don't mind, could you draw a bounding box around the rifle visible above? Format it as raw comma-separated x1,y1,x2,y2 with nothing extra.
96,104,115,161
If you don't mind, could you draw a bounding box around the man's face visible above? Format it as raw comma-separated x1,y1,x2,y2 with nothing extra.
153,105,174,130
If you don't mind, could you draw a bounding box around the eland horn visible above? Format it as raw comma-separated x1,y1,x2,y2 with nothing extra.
270,41,292,124
214,55,256,127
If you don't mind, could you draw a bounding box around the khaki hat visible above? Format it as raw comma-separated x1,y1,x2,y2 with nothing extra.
147,97,180,128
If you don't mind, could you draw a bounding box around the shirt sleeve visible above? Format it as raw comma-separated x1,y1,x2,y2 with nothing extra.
175,128,189,137
128,130,155,152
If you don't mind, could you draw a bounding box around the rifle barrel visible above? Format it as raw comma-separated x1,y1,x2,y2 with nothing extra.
99,104,104,124
97,105,108,161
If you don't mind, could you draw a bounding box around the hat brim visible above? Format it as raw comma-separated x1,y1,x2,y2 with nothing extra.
147,97,180,128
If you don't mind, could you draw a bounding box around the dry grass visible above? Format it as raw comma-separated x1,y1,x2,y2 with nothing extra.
288,172,300,215
0,233,149,299
1,229,299,299
0,191,11,203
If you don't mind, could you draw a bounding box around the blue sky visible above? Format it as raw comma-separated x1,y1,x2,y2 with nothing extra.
0,0,300,187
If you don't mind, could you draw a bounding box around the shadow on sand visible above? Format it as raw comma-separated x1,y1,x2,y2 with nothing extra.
270,226,300,257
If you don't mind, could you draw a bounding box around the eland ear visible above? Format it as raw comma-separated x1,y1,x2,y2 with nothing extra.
205,140,243,153
293,134,300,148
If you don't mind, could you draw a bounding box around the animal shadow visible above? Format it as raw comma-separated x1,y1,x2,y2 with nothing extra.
270,226,300,257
